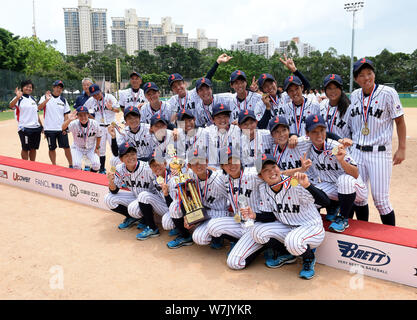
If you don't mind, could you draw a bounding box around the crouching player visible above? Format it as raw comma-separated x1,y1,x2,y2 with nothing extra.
105,142,155,233
62,107,101,172
243,154,330,280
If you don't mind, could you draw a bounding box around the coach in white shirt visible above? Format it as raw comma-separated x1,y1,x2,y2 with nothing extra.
38,80,73,167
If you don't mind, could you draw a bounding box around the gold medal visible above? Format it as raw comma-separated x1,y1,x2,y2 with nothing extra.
101,118,105,124
362,125,370,136
332,146,339,156
156,176,164,185
290,178,299,187
110,166,116,173
234,214,242,223
167,144,176,156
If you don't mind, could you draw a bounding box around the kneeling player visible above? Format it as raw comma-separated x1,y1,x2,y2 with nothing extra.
244,154,330,280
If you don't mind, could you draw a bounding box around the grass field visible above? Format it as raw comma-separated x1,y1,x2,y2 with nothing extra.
0,98,416,122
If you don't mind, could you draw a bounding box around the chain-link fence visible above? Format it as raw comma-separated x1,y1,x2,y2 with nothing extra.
0,69,83,111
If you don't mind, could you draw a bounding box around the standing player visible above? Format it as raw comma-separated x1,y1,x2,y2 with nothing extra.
38,80,73,168
84,84,120,173
347,58,406,226
140,82,172,125
62,107,101,172
9,80,43,162
118,71,147,113
245,154,330,279
74,78,93,109
304,115,368,232
105,142,155,231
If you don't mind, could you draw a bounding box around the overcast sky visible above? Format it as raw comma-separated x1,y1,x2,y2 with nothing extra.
0,0,416,58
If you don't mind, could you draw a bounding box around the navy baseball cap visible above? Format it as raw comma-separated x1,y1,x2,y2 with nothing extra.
177,109,195,121
168,73,184,87
258,73,276,91
76,106,89,113
212,103,231,117
196,77,213,91
323,74,343,89
284,75,303,92
150,113,168,126
353,58,375,77
124,106,141,119
53,80,64,88
118,142,137,157
89,84,101,96
256,153,278,174
143,82,159,94
305,114,327,132
130,71,142,78
268,116,289,133
224,146,241,161
187,147,207,164
230,70,247,83
238,109,257,125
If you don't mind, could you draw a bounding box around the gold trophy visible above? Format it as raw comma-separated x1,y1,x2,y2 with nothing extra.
167,145,209,226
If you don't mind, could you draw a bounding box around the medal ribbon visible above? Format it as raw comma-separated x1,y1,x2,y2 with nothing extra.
237,92,248,112
326,104,338,133
179,93,188,112
270,94,279,107
196,170,209,202
361,84,377,127
292,99,305,136
312,141,332,156
80,120,90,148
270,175,292,190
228,170,243,213
273,143,288,166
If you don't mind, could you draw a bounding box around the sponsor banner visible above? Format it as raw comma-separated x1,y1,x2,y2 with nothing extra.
0,164,109,210
316,232,417,288
0,169,8,179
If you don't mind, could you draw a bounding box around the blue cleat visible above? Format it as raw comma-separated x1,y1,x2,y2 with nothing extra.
265,253,297,269
210,237,224,250
99,169,107,175
118,217,139,230
299,257,317,280
169,228,180,237
136,227,160,240
167,236,194,249
329,217,349,233
84,166,91,172
136,218,147,230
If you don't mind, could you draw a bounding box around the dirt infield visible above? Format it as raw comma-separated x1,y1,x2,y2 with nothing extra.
0,111,416,300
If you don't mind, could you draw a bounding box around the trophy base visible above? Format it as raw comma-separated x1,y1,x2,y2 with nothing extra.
185,208,210,226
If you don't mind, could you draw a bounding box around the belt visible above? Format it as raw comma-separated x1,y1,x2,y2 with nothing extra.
356,144,386,152
100,124,110,127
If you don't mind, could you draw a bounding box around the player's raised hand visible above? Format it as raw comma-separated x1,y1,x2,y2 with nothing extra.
161,183,169,197
240,207,256,220
262,93,271,110
250,76,259,93
68,110,78,121
288,135,299,149
293,172,310,188
335,145,347,162
279,54,297,73
217,53,233,64
107,171,115,184
15,87,23,99
45,91,52,101
338,138,353,148
300,153,312,172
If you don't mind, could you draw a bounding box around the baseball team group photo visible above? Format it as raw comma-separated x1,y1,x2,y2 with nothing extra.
1,0,417,301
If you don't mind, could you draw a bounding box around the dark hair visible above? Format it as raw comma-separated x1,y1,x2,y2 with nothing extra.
21,79,34,90
353,65,375,79
326,84,350,118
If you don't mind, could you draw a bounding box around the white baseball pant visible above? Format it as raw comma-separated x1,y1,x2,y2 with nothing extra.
71,146,100,171
136,191,169,217
192,210,229,246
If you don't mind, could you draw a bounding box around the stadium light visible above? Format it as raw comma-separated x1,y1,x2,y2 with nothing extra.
344,1,365,93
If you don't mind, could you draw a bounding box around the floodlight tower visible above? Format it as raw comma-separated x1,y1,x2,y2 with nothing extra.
344,1,365,93
32,0,37,38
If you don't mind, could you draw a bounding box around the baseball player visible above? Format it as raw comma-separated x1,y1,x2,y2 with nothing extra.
204,103,244,168
207,147,266,270
282,75,321,144
319,74,352,139
140,82,172,125
38,80,73,168
105,142,155,231
9,80,43,162
245,154,330,279
238,110,271,168
109,106,154,166
168,53,232,123
84,84,120,174
347,58,406,226
304,114,368,233
118,71,147,112
149,114,175,163
229,70,265,124
74,78,93,109
62,107,101,172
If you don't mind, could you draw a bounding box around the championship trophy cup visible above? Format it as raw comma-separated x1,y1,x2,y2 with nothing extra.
166,145,209,226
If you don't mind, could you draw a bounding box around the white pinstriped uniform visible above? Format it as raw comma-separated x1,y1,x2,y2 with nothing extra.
282,98,321,136
151,129,176,164
84,94,120,157
262,94,287,118
204,124,244,167
230,91,265,123
241,129,272,168
104,161,156,218
347,85,404,215
68,119,102,171
307,139,367,204
319,100,352,139
119,88,147,109
168,89,201,120
251,178,325,257
140,101,172,125
174,127,206,162
111,124,153,167
206,168,265,270
194,93,233,127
